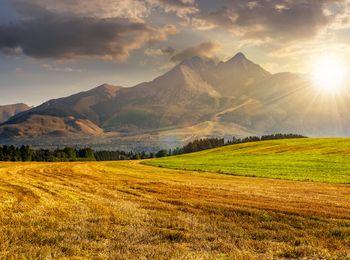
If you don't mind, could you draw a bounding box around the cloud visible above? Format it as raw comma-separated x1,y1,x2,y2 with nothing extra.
21,0,198,19
193,0,348,43
0,1,177,61
26,0,150,20
151,0,198,17
42,64,83,73
144,46,175,57
170,41,222,62
3,0,349,67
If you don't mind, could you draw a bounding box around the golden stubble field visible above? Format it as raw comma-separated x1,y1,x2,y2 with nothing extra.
0,161,349,258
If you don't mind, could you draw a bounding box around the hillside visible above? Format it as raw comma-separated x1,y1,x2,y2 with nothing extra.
0,85,120,139
2,84,121,124
0,103,30,123
145,138,350,183
95,62,225,132
0,114,103,139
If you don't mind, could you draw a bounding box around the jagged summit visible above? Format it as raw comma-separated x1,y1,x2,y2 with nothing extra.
226,52,250,64
178,52,254,70
179,56,216,70
133,59,220,101
180,55,205,65
231,52,247,60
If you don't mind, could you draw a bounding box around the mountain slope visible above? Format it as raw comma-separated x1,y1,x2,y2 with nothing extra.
216,72,350,136
1,52,349,148
95,62,225,132
5,84,122,126
0,85,119,139
210,53,271,96
0,103,30,123
0,115,103,139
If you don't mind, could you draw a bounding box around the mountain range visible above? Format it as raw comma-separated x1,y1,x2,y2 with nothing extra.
1,53,349,150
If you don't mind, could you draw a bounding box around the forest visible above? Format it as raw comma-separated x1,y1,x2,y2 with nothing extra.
0,134,306,162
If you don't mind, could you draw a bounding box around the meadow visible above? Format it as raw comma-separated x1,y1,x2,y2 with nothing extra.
145,138,350,183
0,159,349,258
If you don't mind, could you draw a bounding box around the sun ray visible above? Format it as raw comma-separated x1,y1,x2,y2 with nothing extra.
311,54,347,92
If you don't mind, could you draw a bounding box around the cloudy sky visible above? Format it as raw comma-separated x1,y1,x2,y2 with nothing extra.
1,0,350,105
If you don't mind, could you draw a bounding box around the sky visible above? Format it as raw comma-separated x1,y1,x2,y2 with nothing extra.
0,0,350,105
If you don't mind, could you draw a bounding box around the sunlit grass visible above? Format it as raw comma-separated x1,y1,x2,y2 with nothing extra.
0,161,349,258
145,138,350,183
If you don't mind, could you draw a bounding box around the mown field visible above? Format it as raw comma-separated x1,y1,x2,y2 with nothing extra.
145,138,350,183
0,160,349,258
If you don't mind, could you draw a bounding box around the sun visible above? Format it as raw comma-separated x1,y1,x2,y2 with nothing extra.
311,55,347,92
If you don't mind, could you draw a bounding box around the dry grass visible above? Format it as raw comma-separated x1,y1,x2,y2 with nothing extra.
0,161,349,258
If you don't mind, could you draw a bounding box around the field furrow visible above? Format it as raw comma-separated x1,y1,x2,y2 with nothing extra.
0,161,349,258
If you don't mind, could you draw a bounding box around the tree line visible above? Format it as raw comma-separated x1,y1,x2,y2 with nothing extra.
0,133,306,162
180,133,306,154
0,146,96,162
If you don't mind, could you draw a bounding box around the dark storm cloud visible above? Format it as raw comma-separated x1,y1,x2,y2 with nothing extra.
1,0,348,62
194,0,347,41
0,1,176,60
170,41,221,62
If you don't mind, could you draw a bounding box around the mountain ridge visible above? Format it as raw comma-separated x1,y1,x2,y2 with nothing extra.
1,52,349,149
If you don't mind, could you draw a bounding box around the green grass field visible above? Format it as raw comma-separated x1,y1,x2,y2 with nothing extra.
145,138,350,183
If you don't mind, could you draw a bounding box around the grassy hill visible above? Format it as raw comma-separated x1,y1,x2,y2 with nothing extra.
144,138,350,183
0,161,349,258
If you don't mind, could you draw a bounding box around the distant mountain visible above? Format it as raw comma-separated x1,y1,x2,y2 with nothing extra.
1,84,119,139
6,84,121,125
211,52,271,96
216,72,350,136
0,103,30,123
0,53,349,149
169,53,270,97
0,115,103,139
